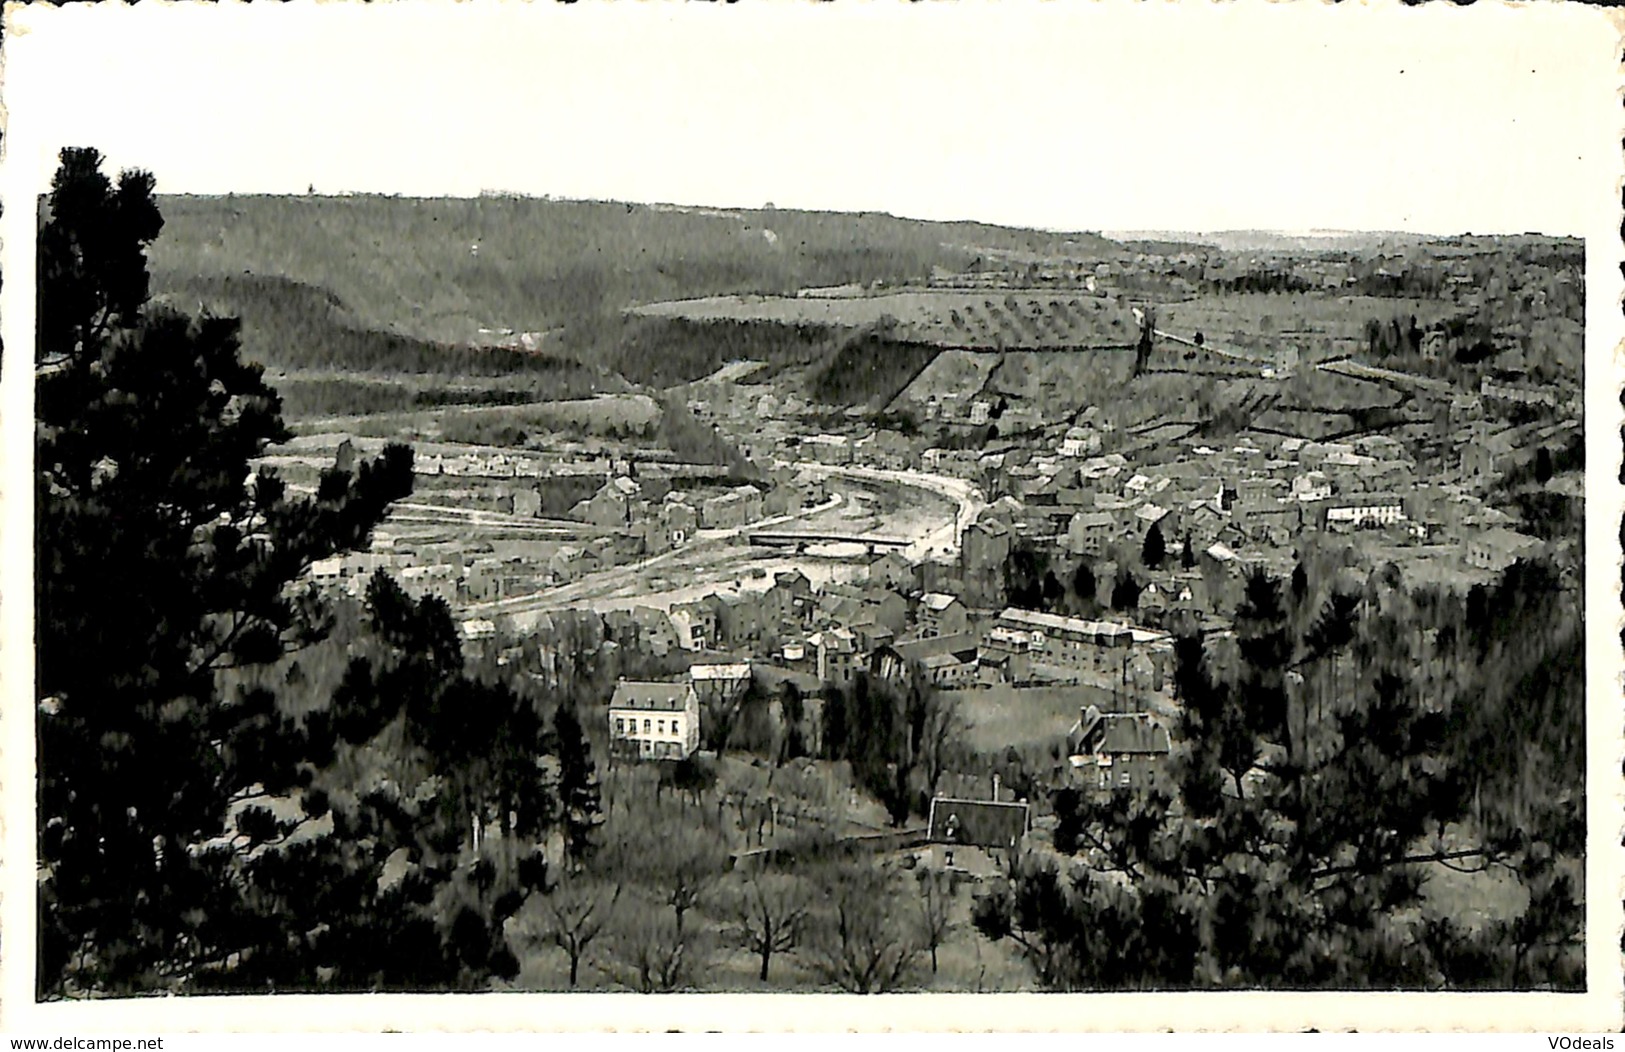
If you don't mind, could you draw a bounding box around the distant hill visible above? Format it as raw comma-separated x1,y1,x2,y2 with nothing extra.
148,195,1126,362
1104,229,1438,254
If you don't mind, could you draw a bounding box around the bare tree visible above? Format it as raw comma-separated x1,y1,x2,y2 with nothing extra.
603,809,731,939
915,687,967,804
599,891,703,993
508,878,620,987
805,864,921,993
723,869,814,983
914,868,956,974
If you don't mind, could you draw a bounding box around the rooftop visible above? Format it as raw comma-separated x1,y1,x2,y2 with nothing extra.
690,663,751,681
610,681,693,712
927,797,1031,849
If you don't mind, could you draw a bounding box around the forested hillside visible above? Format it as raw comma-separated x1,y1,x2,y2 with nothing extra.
149,194,1118,356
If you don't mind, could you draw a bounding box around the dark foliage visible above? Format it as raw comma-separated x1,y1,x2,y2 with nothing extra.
36,148,579,996
975,559,1583,991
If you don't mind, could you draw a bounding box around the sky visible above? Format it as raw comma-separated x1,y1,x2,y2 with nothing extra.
2,2,1620,237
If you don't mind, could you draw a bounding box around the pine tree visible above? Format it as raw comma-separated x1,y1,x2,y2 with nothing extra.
1535,446,1554,485
35,149,421,995
1071,560,1099,611
1110,570,1143,612
554,703,605,868
1142,523,1167,570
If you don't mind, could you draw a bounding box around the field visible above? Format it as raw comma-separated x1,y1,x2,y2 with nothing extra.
1157,292,1463,360
959,683,1128,754
630,288,1141,350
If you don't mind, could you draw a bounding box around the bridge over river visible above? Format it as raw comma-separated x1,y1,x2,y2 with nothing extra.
745,530,912,552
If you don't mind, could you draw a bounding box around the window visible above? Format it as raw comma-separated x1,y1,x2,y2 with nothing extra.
657,720,665,735
670,719,681,737
643,719,651,734
1120,771,1132,787
615,718,624,733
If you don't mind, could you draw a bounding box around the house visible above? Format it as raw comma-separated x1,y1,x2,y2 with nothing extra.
977,624,1035,684
660,497,700,548
926,791,1031,872
700,486,763,530
618,606,679,657
851,621,896,653
309,556,345,592
1182,499,1229,547
1058,426,1102,459
398,563,460,604
574,475,641,528
856,429,914,471
802,434,854,466
914,556,964,599
856,587,911,637
989,608,1166,683
1464,528,1545,572
669,600,718,651
765,569,816,630
506,486,542,519
1131,502,1175,539
1197,542,1245,613
1317,493,1408,531
896,631,979,663
1480,376,1558,408
1233,499,1300,546
608,680,701,761
460,618,498,643
708,591,763,650
733,484,765,522
1068,706,1171,793
877,630,975,686
1461,425,1519,485
1449,393,1486,424
1291,471,1333,503
919,651,977,689
461,557,505,603
1066,510,1118,558
810,627,859,687
867,551,915,591
917,592,970,639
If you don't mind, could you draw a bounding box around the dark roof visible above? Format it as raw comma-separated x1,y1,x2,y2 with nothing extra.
1074,711,1171,756
895,632,980,664
927,798,1031,849
609,681,692,711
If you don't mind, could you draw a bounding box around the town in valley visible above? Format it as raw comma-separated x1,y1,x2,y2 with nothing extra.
37,167,1586,995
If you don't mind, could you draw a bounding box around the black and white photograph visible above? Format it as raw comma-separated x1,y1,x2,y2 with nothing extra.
1,0,1620,1033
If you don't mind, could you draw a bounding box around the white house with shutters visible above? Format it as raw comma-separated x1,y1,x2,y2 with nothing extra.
608,680,701,761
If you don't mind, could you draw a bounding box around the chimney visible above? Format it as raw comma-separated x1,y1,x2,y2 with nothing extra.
991,773,1001,802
